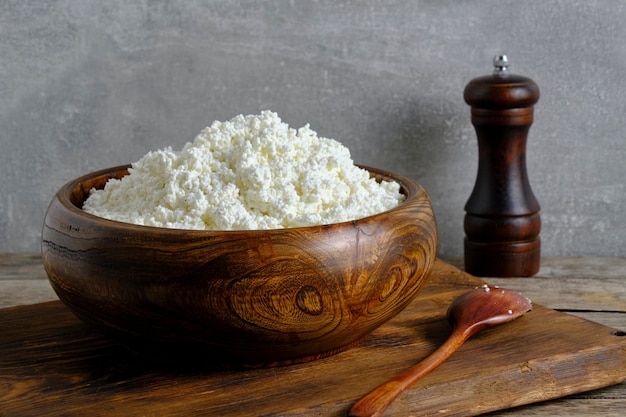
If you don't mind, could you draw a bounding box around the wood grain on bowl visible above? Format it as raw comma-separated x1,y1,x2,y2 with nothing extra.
41,165,438,367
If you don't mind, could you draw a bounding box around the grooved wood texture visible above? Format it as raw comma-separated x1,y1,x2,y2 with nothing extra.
2,260,625,416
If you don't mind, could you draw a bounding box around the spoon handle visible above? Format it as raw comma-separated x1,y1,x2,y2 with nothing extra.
348,330,467,417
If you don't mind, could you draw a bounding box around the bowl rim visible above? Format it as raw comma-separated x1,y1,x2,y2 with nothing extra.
53,163,426,234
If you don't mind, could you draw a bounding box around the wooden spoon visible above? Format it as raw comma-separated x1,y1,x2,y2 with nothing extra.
348,285,533,417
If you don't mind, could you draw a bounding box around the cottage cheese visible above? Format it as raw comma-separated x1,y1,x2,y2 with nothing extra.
83,111,404,230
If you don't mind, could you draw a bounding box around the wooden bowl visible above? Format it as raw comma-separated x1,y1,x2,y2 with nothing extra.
41,164,438,367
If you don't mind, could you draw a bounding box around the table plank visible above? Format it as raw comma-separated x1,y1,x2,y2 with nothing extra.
0,279,57,308
444,257,626,329
0,253,47,280
0,253,57,309
565,312,625,331
486,395,626,417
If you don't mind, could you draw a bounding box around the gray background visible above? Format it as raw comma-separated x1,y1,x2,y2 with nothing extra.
2,0,625,257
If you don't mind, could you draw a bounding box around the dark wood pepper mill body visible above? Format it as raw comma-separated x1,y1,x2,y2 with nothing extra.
463,56,541,277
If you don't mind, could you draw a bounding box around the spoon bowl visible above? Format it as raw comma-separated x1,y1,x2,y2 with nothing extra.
448,284,533,340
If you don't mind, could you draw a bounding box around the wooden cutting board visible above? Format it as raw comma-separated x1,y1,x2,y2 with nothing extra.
1,259,625,417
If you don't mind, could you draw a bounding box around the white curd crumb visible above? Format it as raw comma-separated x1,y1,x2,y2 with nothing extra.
82,111,405,230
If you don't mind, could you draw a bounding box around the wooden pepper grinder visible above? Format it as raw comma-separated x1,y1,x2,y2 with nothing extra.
463,55,541,277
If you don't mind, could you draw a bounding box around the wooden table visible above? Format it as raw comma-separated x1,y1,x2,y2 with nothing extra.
1,254,624,416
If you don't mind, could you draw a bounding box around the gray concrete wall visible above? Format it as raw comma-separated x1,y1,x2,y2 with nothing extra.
2,0,625,257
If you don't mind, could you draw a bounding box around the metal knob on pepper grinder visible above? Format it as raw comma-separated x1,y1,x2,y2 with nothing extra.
463,55,541,277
